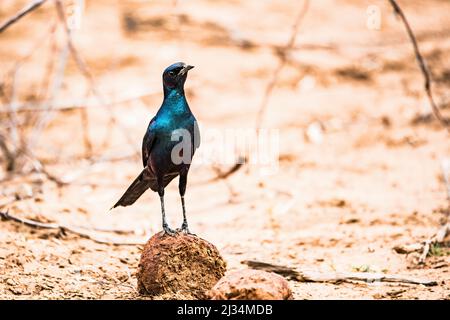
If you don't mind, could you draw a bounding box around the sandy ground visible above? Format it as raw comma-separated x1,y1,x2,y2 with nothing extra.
0,0,449,299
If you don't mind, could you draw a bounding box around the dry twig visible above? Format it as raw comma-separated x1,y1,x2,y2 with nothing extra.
418,223,450,264
0,0,48,33
0,132,16,172
0,210,145,246
416,160,450,263
255,0,309,129
209,157,246,202
25,153,69,187
210,157,245,181
393,161,450,263
443,159,450,210
55,0,139,156
387,0,449,130
28,40,69,155
0,21,56,172
0,89,161,115
242,260,437,286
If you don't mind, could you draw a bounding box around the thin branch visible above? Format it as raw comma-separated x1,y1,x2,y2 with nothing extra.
242,260,437,286
0,0,48,33
255,0,309,129
417,160,450,263
243,260,300,280
387,0,449,130
0,210,145,246
0,133,15,171
79,88,93,158
210,157,246,181
1,66,19,171
28,39,69,156
80,106,93,157
36,20,59,101
54,0,140,156
395,160,450,263
22,152,70,187
209,157,246,202
393,243,423,254
418,223,450,264
0,88,161,115
0,21,55,172
394,223,450,264
386,0,450,264
442,159,450,207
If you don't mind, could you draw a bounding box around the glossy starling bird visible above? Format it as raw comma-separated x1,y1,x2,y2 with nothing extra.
112,62,200,235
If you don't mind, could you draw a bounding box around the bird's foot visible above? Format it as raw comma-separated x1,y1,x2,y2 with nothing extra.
162,224,176,236
179,223,195,236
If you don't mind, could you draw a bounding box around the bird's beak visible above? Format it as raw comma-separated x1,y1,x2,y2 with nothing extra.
179,65,194,76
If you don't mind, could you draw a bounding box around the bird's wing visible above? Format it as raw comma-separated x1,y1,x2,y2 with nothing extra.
142,117,156,167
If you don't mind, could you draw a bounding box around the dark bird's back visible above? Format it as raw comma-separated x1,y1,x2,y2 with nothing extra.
112,62,199,235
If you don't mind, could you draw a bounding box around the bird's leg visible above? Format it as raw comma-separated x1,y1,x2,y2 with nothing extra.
178,171,193,234
180,196,190,233
158,186,175,236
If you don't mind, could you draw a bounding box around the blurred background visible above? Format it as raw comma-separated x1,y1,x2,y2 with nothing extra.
0,0,449,299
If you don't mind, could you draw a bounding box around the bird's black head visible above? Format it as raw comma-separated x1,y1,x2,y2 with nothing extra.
162,62,194,92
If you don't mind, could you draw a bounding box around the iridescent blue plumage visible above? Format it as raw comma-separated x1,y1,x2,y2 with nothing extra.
113,62,199,235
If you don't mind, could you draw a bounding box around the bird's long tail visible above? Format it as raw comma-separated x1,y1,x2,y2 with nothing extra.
112,169,155,209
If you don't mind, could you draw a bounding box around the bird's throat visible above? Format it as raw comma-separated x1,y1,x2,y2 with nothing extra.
160,87,191,117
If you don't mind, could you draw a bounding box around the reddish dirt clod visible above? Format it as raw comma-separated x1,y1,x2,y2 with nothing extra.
137,231,226,299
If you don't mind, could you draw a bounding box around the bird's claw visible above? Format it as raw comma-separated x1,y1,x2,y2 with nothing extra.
179,223,195,236
163,224,176,236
